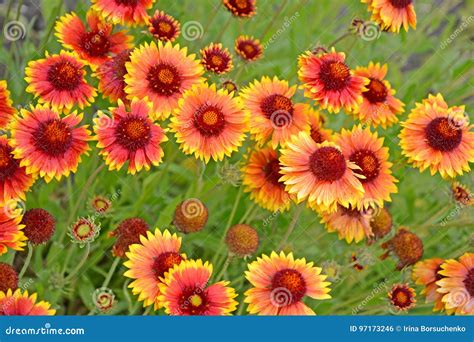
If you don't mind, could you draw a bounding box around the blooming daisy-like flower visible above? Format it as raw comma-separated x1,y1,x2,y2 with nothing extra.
200,43,233,74
381,227,423,270
437,253,474,315
451,181,473,206
280,132,365,212
125,41,204,120
0,203,26,256
412,258,446,312
21,208,56,245
95,49,131,103
245,251,331,315
55,10,133,68
353,62,404,128
0,263,18,293
10,105,91,182
223,0,256,17
336,125,398,209
147,10,180,42
94,99,167,174
0,289,55,315
240,76,311,148
235,35,263,62
388,283,416,311
91,0,155,26
159,259,238,315
173,198,208,234
0,136,35,205
362,0,416,33
399,94,474,179
124,229,185,310
109,217,149,257
241,147,291,212
0,81,15,129
25,51,96,112
307,106,332,144
171,83,248,163
298,48,368,114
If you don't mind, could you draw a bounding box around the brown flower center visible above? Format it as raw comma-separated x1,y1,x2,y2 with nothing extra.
34,119,73,156
47,61,82,91
425,117,462,152
464,268,474,297
0,144,19,181
263,158,283,186
272,269,306,304
364,78,388,103
178,286,209,315
389,0,412,9
193,105,226,137
309,146,346,182
153,252,184,280
81,31,110,57
237,41,260,60
349,149,380,182
319,60,351,91
147,63,182,96
260,94,294,123
391,286,414,309
115,117,151,151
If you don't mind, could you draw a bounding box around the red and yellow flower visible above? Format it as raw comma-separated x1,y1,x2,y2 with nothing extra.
10,104,91,182
0,81,15,129
25,51,96,112
0,289,55,315
437,253,474,315
362,0,416,33
95,49,131,103
388,283,416,311
91,0,155,26
125,41,204,120
240,76,310,148
200,43,233,74
124,229,185,310
55,10,133,68
353,62,404,128
94,98,167,174
223,0,256,18
245,251,331,315
280,132,365,212
147,10,180,42
241,147,291,212
171,83,248,163
298,48,368,114
0,202,26,256
399,94,474,179
336,125,398,209
158,259,238,315
307,106,332,144
412,258,446,312
235,35,263,62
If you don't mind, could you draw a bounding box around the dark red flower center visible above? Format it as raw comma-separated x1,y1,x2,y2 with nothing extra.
151,17,178,40
0,263,18,293
111,50,131,80
391,286,414,309
339,204,361,218
115,116,151,151
319,60,351,91
271,269,306,304
153,252,183,280
309,146,346,182
72,219,95,240
81,31,110,57
0,144,19,181
178,286,209,315
34,119,73,156
310,127,324,143
260,95,294,127
425,117,462,152
464,268,474,296
349,149,380,182
193,105,226,137
21,208,56,245
203,50,231,73
263,158,283,187
434,265,444,282
237,41,260,60
364,78,388,103
47,61,82,91
114,0,138,7
389,0,413,9
147,63,182,96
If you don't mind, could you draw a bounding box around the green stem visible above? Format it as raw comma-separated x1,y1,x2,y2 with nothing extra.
102,257,121,288
278,204,304,250
239,204,256,224
215,254,233,281
259,0,289,42
65,243,91,281
328,31,353,48
215,15,233,42
18,243,33,279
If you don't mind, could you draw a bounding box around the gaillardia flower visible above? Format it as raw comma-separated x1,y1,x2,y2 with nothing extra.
90,195,112,215
158,259,238,315
388,283,416,311
147,10,180,42
94,99,167,174
25,51,96,112
399,94,474,179
223,0,256,18
280,132,365,212
125,41,204,120
235,35,263,62
225,224,259,258
0,263,18,293
451,181,473,206
362,0,416,33
241,147,291,212
109,217,149,257
240,76,310,148
55,10,133,68
95,49,131,103
0,136,35,205
21,208,56,245
368,206,392,243
221,80,238,94
336,125,398,209
171,83,248,163
173,198,208,234
245,251,331,315
307,106,332,144
0,202,26,255
10,105,91,182
91,0,155,26
0,289,55,315
353,62,404,128
124,229,185,310
200,43,233,74
0,80,15,128
437,253,474,315
298,48,368,113
412,258,445,312
69,217,101,245
381,227,423,270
